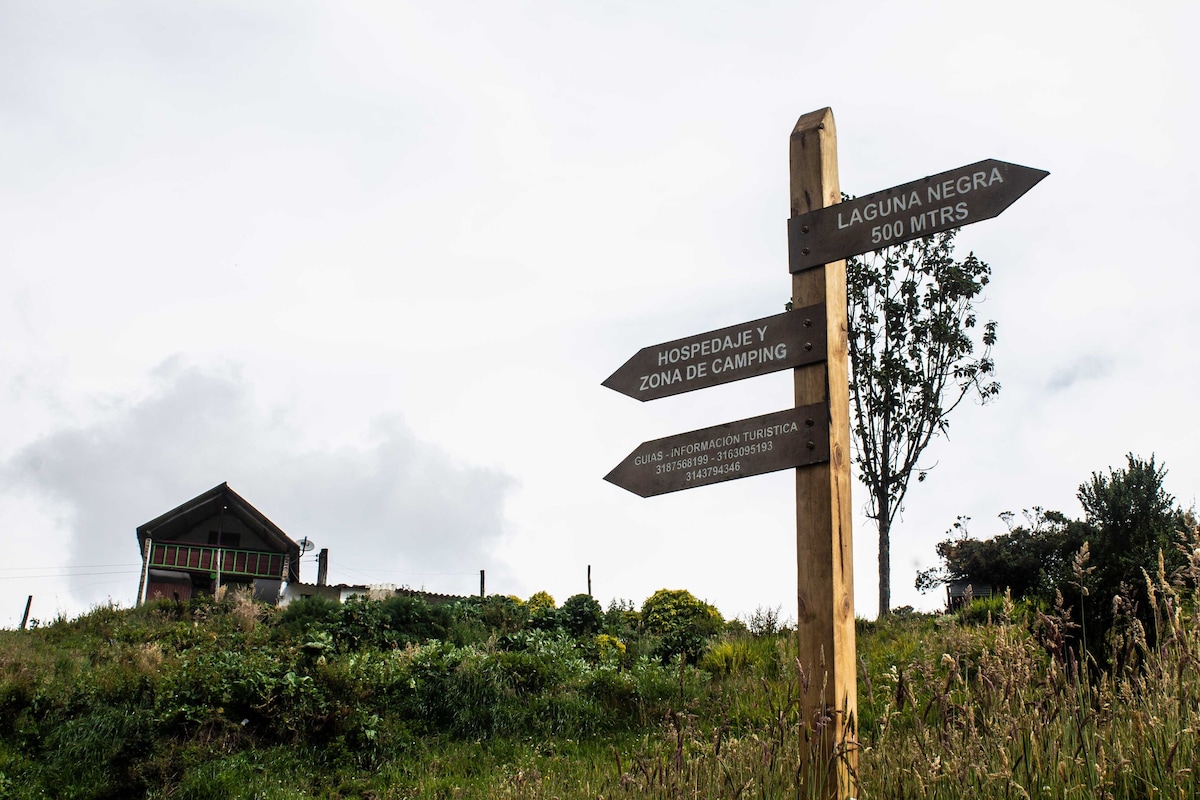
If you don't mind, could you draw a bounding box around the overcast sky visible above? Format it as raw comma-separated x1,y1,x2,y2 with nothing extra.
2,0,1198,627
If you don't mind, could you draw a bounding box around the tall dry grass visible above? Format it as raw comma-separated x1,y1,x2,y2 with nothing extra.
536,525,1200,799
857,526,1200,799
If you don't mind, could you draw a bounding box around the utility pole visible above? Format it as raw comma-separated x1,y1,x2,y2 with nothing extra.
19,596,33,630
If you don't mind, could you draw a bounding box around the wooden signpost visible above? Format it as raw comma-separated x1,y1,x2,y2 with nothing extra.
603,107,1045,799
788,108,857,798
604,405,829,497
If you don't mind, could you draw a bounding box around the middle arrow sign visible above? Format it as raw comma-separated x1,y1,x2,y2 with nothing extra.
602,304,827,401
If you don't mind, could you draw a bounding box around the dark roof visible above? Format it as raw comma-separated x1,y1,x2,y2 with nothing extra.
136,483,301,581
947,580,993,598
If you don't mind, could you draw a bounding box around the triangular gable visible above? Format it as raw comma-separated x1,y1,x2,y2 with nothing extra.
136,483,301,582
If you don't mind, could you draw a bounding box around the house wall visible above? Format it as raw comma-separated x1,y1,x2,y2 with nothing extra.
251,578,284,604
146,570,193,603
169,513,277,552
280,582,341,607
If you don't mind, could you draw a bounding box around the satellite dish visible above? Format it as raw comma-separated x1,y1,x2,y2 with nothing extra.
297,537,316,554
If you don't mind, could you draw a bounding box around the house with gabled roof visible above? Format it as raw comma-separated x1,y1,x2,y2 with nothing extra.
135,482,301,605
946,579,993,611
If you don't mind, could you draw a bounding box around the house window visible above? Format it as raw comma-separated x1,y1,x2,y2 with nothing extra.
208,530,241,549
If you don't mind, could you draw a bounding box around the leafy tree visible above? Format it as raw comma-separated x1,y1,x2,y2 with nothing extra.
845,229,999,615
917,454,1187,651
1074,453,1187,644
915,509,1085,601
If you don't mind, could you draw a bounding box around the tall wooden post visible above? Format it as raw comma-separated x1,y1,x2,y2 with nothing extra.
215,548,223,595
790,107,857,798
136,537,153,607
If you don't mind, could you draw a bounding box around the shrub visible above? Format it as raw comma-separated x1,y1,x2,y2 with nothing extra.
527,591,556,615
380,594,453,643
477,594,529,634
39,704,155,797
604,598,639,637
744,605,783,637
560,594,603,639
699,639,750,676
641,589,724,663
956,594,1007,626
593,634,627,665
331,596,396,651
520,591,557,633
276,595,340,638
699,633,787,679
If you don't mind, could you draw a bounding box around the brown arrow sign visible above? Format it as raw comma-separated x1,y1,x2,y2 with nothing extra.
605,405,829,497
788,159,1049,273
602,305,827,401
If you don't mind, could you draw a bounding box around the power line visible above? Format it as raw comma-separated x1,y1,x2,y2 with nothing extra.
0,563,141,571
0,570,141,581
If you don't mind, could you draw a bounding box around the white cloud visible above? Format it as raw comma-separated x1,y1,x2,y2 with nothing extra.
0,361,516,614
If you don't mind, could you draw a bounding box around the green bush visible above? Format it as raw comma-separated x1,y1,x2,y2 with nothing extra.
592,633,627,666
156,646,298,732
38,704,155,798
699,632,788,679
445,595,533,643
561,594,603,639
476,594,529,634
276,595,340,637
604,598,639,636
956,594,1007,625
641,589,725,664
332,595,395,650
699,638,753,676
405,642,509,736
582,663,638,713
380,594,453,643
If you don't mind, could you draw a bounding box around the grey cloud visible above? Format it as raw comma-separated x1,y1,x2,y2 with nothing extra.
1,361,515,605
1046,355,1113,393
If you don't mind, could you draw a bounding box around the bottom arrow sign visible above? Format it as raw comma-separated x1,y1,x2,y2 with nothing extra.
605,405,830,497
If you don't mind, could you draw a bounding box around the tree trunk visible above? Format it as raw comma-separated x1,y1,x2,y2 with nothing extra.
877,391,892,617
877,480,891,616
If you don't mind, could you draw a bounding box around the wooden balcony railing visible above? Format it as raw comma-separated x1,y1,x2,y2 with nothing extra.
148,542,286,580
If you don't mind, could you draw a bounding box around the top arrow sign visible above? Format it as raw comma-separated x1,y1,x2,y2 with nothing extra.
788,159,1048,273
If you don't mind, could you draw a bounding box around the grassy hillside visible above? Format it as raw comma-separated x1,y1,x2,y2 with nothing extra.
2,543,1198,799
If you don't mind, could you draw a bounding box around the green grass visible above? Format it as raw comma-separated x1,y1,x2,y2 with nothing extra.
3,532,1200,799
